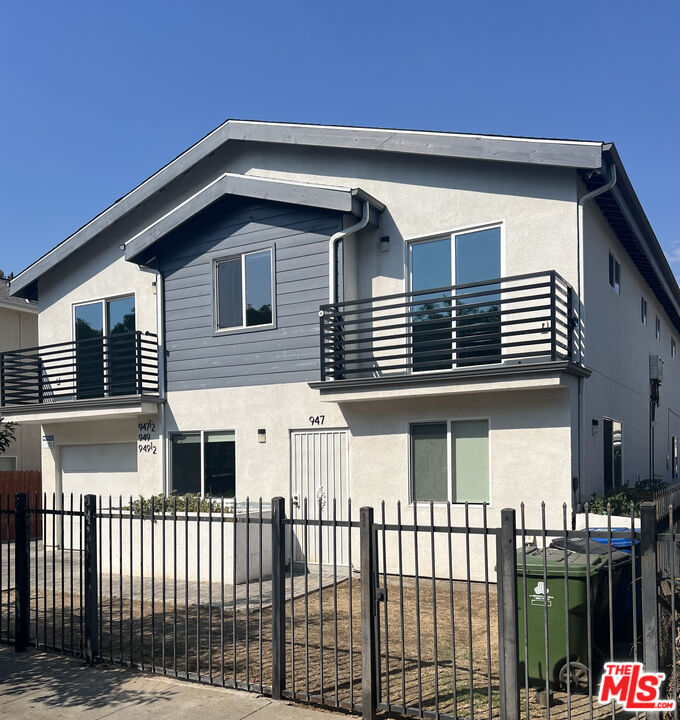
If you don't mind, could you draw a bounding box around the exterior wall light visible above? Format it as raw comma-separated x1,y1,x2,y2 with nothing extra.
257,429,266,443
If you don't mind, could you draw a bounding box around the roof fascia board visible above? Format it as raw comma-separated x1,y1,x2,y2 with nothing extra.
0,297,38,314
11,120,601,297
603,145,680,319
226,120,604,169
125,172,381,262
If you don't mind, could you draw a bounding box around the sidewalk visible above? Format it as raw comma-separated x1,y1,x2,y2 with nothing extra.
0,645,331,720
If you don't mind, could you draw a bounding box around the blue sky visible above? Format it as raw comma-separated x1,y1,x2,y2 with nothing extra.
1,1,678,278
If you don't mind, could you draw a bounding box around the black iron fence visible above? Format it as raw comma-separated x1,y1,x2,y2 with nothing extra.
0,493,677,720
319,271,576,381
0,330,159,407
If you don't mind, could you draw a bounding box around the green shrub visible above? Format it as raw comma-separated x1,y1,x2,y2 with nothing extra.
586,478,667,517
125,493,234,515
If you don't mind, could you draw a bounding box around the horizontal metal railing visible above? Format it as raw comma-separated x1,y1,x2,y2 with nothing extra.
319,271,576,381
0,330,159,407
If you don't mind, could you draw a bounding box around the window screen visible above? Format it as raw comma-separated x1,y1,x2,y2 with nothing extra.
452,420,489,503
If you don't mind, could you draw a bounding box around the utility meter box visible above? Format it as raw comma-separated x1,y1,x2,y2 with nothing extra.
650,354,664,382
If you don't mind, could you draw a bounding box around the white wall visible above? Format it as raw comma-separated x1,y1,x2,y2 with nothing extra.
582,193,680,498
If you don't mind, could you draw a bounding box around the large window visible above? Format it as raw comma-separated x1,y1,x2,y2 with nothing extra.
410,419,490,503
603,418,623,493
216,249,273,330
171,430,236,497
409,225,501,371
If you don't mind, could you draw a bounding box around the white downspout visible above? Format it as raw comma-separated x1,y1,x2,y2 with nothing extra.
328,200,371,304
575,161,617,505
155,269,167,494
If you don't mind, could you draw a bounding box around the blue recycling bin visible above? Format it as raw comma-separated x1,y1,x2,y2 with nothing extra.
590,528,642,654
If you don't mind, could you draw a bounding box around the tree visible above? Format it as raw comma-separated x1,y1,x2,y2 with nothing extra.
0,417,16,454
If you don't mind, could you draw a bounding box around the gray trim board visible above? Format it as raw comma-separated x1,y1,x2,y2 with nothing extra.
125,173,384,263
0,394,164,415
309,361,592,394
10,120,602,298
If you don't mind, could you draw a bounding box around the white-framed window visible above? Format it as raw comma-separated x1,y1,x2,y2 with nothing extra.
0,456,17,471
672,337,676,359
170,430,236,498
656,315,661,341
673,436,679,479
215,249,274,331
409,419,490,504
641,297,647,325
608,253,621,294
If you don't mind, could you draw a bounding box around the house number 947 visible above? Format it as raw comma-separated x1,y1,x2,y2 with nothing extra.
309,415,325,426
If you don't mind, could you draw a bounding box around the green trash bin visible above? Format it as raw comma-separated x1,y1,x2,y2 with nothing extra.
516,546,608,690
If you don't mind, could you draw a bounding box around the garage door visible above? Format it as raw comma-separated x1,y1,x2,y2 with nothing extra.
60,443,138,550
61,442,138,501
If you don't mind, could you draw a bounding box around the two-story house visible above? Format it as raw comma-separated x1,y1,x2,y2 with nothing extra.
2,121,679,545
0,276,40,472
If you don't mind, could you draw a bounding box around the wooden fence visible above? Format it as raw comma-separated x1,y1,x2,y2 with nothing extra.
0,471,42,538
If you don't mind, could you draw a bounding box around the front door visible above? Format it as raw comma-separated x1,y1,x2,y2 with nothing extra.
290,429,349,566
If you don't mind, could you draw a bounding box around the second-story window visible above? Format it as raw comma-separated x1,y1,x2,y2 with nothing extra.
608,252,620,294
215,249,273,330
641,297,647,325
656,315,661,341
672,337,677,359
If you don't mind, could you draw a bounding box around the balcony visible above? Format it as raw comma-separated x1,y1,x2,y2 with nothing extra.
315,271,585,398
0,331,161,421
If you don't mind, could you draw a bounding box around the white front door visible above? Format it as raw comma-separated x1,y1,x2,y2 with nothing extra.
290,429,349,565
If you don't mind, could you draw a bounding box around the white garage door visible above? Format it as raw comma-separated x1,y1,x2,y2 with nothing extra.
61,442,138,501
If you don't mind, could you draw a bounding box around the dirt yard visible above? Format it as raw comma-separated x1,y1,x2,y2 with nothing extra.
0,569,632,719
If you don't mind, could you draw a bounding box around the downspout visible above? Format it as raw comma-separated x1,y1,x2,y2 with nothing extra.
155,268,167,494
328,200,371,304
575,160,617,506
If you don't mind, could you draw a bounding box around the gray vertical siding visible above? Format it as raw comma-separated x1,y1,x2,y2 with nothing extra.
159,197,341,390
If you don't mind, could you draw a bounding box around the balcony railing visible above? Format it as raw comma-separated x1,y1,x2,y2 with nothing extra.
0,331,159,408
319,271,576,382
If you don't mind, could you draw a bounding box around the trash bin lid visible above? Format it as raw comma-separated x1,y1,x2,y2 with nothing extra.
550,536,630,564
590,527,640,554
517,546,608,577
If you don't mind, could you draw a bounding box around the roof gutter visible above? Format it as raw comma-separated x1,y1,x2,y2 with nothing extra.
328,200,371,304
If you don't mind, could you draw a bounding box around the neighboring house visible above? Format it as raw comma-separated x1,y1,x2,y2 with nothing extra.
2,121,679,540
0,277,40,471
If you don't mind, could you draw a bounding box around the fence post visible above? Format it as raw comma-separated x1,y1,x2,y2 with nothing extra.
496,508,520,720
14,492,30,652
640,502,659,672
84,494,98,664
360,506,378,720
271,496,286,700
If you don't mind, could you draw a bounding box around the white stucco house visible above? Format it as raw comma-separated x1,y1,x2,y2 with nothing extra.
2,121,679,544
0,276,40,472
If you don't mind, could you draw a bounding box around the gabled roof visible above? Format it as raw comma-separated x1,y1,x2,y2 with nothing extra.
0,278,37,313
8,120,678,329
125,172,384,263
9,120,604,299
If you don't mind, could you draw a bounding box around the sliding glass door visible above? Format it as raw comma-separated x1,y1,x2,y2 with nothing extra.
74,302,105,399
410,226,501,371
74,296,135,399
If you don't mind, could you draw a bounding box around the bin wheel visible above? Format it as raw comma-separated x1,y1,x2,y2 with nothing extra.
559,661,589,692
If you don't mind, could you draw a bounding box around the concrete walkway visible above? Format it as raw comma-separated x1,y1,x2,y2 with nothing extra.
0,645,332,720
